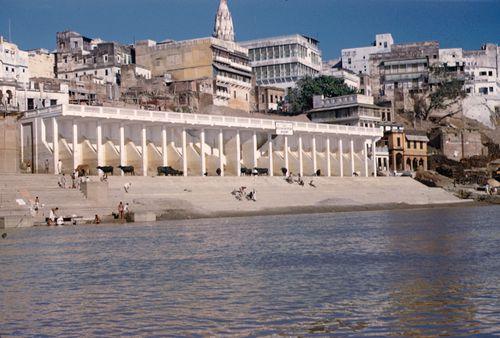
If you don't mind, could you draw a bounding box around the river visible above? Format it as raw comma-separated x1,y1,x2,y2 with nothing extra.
0,205,499,336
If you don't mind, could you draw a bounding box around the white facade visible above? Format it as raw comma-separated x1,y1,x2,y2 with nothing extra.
465,66,498,95
0,80,68,112
341,33,394,75
0,37,29,85
20,104,382,179
28,49,56,79
321,67,361,90
240,34,322,89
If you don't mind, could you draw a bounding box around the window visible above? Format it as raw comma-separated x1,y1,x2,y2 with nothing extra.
413,141,417,148
50,99,57,106
419,142,423,149
488,71,493,76
246,93,248,101
105,69,109,76
407,141,411,149
348,58,352,65
384,42,388,48
103,55,108,62
270,95,273,103
27,98,34,110
489,87,494,92
73,41,78,48
65,74,68,79
480,71,487,76
261,94,265,103
397,138,401,147
234,91,236,99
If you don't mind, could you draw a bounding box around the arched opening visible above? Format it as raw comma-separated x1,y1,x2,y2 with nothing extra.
406,158,412,171
6,90,13,105
413,158,419,171
396,153,403,171
419,158,425,170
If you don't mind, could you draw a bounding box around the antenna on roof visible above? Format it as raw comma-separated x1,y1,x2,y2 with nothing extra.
8,18,11,42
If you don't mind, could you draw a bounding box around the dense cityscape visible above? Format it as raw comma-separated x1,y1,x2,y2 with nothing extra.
0,1,499,336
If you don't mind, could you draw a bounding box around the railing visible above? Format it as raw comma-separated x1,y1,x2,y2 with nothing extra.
22,104,383,137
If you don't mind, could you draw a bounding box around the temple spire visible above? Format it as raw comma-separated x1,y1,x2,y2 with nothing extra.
213,0,235,42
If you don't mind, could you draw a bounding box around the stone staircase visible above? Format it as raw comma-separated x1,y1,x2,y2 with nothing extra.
0,174,103,223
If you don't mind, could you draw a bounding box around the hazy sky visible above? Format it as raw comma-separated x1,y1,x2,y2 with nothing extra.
0,0,499,59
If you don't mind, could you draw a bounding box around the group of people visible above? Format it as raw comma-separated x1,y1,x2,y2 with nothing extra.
47,207,64,226
116,201,130,220
285,173,317,188
231,186,257,202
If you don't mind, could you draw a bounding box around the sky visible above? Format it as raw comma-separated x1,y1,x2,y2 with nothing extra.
0,0,499,60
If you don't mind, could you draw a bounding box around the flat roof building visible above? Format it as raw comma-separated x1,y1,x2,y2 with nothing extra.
240,34,322,89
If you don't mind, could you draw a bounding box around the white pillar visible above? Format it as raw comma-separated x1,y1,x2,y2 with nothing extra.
350,139,355,176
284,136,289,174
200,129,206,176
182,128,187,176
338,138,344,178
326,137,331,177
218,129,224,177
364,140,369,177
72,120,78,171
119,123,125,176
268,134,273,176
298,134,304,177
252,131,258,168
161,126,168,166
97,122,103,167
312,135,317,175
236,130,241,177
20,124,24,165
373,139,378,177
142,125,148,176
52,117,59,175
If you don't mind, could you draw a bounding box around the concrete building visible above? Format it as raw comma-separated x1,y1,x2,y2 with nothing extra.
55,31,133,85
308,94,385,128
253,86,286,113
28,49,55,78
341,33,394,75
369,41,440,112
0,36,29,85
240,34,322,89
135,0,252,112
321,66,361,91
20,104,382,180
432,127,487,160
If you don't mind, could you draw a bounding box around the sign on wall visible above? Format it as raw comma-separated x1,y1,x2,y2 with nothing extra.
275,122,294,136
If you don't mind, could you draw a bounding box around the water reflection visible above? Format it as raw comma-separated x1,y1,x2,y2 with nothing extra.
0,206,499,336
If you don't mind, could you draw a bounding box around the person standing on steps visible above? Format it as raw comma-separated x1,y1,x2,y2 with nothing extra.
57,159,63,175
118,202,125,220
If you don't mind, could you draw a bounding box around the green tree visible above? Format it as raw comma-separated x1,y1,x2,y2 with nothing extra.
287,75,357,114
409,66,466,124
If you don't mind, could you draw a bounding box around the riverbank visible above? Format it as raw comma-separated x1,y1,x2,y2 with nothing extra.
155,200,479,221
0,174,472,227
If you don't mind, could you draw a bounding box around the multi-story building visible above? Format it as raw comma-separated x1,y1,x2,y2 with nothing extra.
55,31,133,85
369,41,440,112
308,94,387,128
0,36,29,85
1,37,68,113
384,125,429,172
135,0,252,111
430,127,487,160
240,34,322,89
341,33,394,75
253,85,286,113
321,65,360,91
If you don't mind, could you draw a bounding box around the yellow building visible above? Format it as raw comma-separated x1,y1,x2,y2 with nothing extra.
386,126,429,171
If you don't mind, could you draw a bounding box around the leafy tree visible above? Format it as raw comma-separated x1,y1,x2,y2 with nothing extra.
287,75,357,114
409,66,466,124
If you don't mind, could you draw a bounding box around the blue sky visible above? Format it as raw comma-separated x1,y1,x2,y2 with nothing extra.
0,0,498,60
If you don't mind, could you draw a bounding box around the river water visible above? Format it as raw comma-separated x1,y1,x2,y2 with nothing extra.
0,206,499,336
